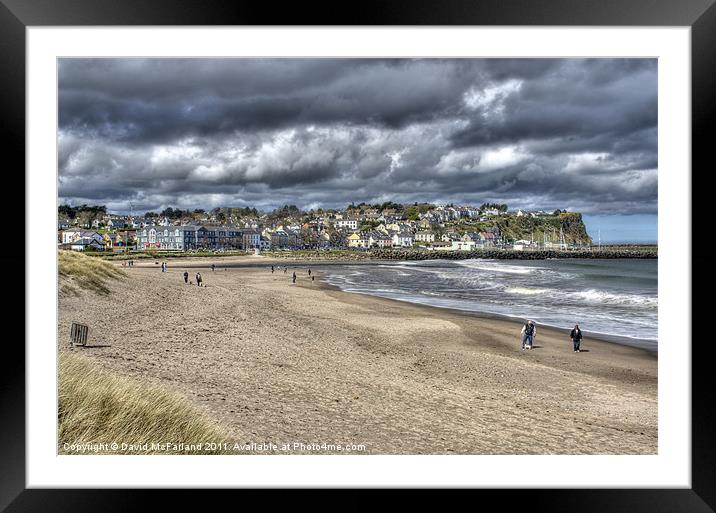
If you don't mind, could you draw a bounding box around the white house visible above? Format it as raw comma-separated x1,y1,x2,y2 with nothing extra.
451,240,476,251
415,231,436,243
335,219,358,230
392,232,414,248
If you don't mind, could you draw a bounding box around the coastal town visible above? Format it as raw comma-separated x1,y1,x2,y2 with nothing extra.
58,202,594,253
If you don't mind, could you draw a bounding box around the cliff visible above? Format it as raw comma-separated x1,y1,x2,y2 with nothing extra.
461,212,593,246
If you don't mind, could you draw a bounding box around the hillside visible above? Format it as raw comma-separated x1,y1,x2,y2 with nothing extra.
453,212,593,246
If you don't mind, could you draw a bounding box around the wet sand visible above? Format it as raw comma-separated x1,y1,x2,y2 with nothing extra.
58,262,657,454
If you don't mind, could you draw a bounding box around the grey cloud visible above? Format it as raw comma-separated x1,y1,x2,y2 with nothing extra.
59,59,479,144
58,58,657,215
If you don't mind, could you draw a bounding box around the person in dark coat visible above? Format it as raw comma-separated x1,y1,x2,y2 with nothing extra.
196,272,203,287
570,324,583,352
292,271,297,284
183,271,189,284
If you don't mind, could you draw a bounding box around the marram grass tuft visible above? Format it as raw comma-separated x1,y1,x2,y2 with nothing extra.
58,250,126,295
58,352,232,455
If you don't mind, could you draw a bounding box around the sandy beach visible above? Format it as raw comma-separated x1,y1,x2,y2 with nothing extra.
58,258,657,454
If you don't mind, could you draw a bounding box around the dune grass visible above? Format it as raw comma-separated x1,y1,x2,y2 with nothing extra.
58,250,126,295
59,352,232,455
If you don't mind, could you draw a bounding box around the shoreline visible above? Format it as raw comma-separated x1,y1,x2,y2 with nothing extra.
142,256,657,352
310,272,657,360
59,264,657,454
320,283,658,353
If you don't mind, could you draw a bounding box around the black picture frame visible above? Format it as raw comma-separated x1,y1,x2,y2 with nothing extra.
3,0,714,511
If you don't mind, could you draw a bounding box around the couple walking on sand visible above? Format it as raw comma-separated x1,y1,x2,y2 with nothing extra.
521,320,584,352
182,270,203,286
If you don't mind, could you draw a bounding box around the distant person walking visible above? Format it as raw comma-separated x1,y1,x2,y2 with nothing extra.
211,263,215,272
570,324,583,352
196,272,203,287
292,271,297,284
521,320,536,350
308,268,311,276
271,265,274,274
284,267,287,274
183,271,189,284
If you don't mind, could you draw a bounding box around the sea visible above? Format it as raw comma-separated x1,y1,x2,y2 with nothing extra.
317,258,658,352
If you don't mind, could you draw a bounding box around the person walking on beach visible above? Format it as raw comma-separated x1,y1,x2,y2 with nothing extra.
271,265,274,274
570,324,583,352
211,263,215,272
183,271,189,284
292,271,297,284
521,320,536,350
196,272,203,287
284,267,287,274
308,268,311,276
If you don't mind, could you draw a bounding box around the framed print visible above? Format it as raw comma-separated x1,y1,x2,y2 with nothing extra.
4,0,715,511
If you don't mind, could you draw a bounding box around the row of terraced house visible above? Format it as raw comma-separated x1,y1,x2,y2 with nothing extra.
135,225,262,251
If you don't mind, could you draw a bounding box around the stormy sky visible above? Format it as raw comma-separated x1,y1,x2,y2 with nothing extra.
58,58,657,217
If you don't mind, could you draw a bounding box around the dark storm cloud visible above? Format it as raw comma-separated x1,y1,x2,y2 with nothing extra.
450,60,657,150
58,58,657,214
59,59,476,143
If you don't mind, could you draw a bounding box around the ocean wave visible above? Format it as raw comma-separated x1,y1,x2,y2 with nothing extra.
454,260,539,275
574,289,658,307
504,286,657,307
505,287,551,295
